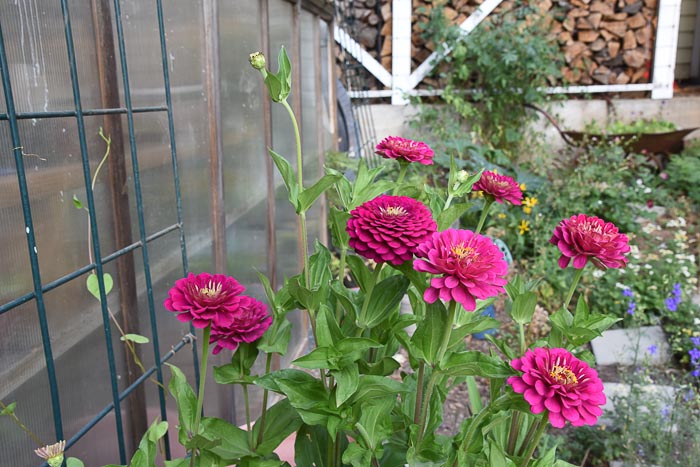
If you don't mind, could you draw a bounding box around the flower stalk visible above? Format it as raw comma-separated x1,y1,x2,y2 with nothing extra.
519,413,548,467
191,323,211,467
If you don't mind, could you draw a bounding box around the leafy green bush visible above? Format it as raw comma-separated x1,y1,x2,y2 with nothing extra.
411,0,563,164
665,142,700,206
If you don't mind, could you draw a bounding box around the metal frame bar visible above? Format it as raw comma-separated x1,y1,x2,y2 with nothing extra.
1,0,193,463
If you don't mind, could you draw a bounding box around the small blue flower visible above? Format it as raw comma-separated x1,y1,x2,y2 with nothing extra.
673,282,682,299
691,336,700,347
689,348,700,362
647,344,657,355
665,297,679,312
693,369,700,378
627,301,636,315
622,287,634,298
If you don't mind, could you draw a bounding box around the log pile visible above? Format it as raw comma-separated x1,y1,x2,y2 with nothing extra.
339,0,658,89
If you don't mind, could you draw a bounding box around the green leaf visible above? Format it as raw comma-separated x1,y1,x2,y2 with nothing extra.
1,402,16,416
465,376,483,413
298,173,342,213
120,333,149,344
264,73,283,103
358,275,409,329
255,270,278,314
574,295,589,321
308,241,332,293
532,446,557,467
511,291,538,325
166,364,197,440
391,260,428,294
328,208,351,249
436,202,471,231
294,424,331,467
252,399,303,456
268,149,299,210
86,273,113,301
257,317,292,356
549,307,574,330
345,255,371,293
212,362,255,385
164,458,189,467
333,363,360,406
357,397,394,449
72,194,84,210
350,375,404,404
271,370,329,411
199,417,254,459
277,46,292,95
293,347,335,370
441,351,513,378
66,459,85,467
315,304,343,348
129,419,169,467
411,301,447,364
342,442,373,467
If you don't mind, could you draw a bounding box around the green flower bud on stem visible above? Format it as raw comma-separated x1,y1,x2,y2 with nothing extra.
249,52,266,71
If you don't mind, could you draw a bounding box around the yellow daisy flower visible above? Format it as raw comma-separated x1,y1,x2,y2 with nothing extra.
519,220,530,235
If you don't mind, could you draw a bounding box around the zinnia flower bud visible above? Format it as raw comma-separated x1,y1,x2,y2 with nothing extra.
249,52,266,71
347,195,437,265
508,347,606,428
549,214,630,270
375,136,434,165
413,229,508,311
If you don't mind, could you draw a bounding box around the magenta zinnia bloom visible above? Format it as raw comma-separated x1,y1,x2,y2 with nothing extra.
473,170,523,205
375,136,434,165
413,229,508,311
164,272,245,328
508,347,606,428
347,195,437,265
550,214,630,269
210,295,272,354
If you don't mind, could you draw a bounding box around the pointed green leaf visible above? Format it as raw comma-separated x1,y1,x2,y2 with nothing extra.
441,351,512,377
358,275,409,329
316,304,343,348
277,46,292,95
252,399,303,456
345,255,371,293
199,417,254,459
1,402,16,416
166,364,197,438
264,73,284,103
268,149,299,210
411,300,447,364
333,364,360,406
436,202,471,231
294,424,331,467
257,317,292,355
298,173,342,213
86,273,113,301
72,195,84,210
66,459,85,467
293,346,335,370
350,375,405,404
511,291,538,325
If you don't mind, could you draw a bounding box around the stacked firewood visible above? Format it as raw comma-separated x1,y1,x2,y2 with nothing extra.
340,0,657,88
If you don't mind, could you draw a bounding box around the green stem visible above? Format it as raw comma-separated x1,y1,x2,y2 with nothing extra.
459,395,509,458
563,267,585,311
0,400,44,446
281,99,309,290
417,301,457,444
335,246,348,321
393,161,409,195
444,194,455,211
519,322,526,355
507,411,521,456
243,384,253,448
519,413,549,467
474,198,495,235
356,263,384,333
413,361,425,425
256,353,273,447
191,324,211,466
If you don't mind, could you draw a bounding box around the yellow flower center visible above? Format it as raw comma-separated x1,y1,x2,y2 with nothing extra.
196,281,223,299
451,243,478,261
550,365,578,385
380,205,407,217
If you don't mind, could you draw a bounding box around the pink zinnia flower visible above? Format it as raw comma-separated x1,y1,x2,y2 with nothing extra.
347,195,437,265
507,347,606,428
473,170,523,205
210,295,272,354
375,136,434,165
413,229,508,311
550,214,630,270
164,272,245,328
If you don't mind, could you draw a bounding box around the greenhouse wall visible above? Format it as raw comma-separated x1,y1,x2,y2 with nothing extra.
0,1,335,466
